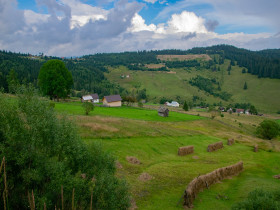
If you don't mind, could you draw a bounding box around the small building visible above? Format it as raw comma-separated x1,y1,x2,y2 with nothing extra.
103,95,122,107
82,95,93,102
165,101,180,107
90,93,99,103
236,109,244,114
227,108,233,113
219,107,225,112
158,107,169,117
82,93,99,103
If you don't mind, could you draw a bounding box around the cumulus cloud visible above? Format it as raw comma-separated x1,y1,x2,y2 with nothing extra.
167,11,207,33
0,0,279,57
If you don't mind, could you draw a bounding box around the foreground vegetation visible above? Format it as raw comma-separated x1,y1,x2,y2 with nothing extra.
54,101,280,209
0,90,130,209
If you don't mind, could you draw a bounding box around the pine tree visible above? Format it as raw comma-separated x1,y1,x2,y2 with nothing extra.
183,101,189,111
243,81,248,90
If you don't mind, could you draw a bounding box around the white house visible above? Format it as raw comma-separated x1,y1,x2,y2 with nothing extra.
90,93,99,103
82,93,99,103
165,101,180,107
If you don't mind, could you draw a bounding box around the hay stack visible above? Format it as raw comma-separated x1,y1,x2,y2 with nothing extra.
178,146,194,156
207,141,223,152
227,138,234,146
126,156,141,164
184,161,243,208
254,145,258,152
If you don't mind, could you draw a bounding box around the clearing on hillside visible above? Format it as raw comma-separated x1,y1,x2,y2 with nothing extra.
157,54,211,61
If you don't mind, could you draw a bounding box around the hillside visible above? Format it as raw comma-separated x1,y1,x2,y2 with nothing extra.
53,101,280,210
105,58,280,113
1,45,280,113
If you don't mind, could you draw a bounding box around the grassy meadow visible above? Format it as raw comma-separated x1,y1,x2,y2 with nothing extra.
105,60,280,113
55,102,202,122
54,101,280,210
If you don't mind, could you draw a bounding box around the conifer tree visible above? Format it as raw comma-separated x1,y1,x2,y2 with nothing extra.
183,101,189,111
243,81,248,90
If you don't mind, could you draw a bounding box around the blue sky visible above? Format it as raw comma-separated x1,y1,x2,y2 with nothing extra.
1,0,279,56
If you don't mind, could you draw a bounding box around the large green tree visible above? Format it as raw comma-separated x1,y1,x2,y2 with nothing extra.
256,120,280,140
38,60,73,100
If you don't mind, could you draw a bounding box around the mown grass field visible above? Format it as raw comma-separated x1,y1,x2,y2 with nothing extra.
55,102,202,122
105,59,280,113
55,101,280,210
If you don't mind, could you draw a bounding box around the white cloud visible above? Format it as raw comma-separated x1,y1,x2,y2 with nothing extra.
143,0,158,4
0,0,279,57
129,13,157,32
155,0,280,33
167,11,207,33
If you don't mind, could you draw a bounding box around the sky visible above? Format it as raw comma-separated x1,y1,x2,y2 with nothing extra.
0,0,279,56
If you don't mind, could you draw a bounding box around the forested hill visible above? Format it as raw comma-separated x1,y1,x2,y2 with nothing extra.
0,45,280,96
0,50,123,97
186,45,280,79
83,45,280,79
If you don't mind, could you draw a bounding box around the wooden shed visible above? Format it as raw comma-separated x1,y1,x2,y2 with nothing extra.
158,107,169,117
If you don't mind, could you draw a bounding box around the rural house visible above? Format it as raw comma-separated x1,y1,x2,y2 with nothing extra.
236,109,244,114
165,101,180,107
158,107,169,117
103,95,122,107
81,93,99,103
90,93,99,103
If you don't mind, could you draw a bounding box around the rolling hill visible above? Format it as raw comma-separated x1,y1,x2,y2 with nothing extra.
105,57,280,113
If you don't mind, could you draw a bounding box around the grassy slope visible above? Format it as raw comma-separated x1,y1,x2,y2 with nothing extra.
55,102,202,122
55,102,280,210
105,60,280,113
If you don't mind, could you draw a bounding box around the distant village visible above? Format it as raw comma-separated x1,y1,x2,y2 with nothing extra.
81,93,259,117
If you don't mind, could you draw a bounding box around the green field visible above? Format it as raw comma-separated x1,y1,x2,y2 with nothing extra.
55,101,280,209
55,102,202,122
105,60,280,113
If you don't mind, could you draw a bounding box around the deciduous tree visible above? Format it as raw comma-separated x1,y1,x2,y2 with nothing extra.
38,60,73,100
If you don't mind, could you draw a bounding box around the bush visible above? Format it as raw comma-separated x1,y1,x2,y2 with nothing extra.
232,189,280,210
277,110,280,114
138,101,143,108
256,120,280,140
0,88,130,209
83,101,94,115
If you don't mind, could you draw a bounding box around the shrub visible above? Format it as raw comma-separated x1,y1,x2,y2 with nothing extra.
277,110,280,114
138,101,143,108
256,120,280,140
232,189,280,210
0,88,130,209
83,101,94,115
